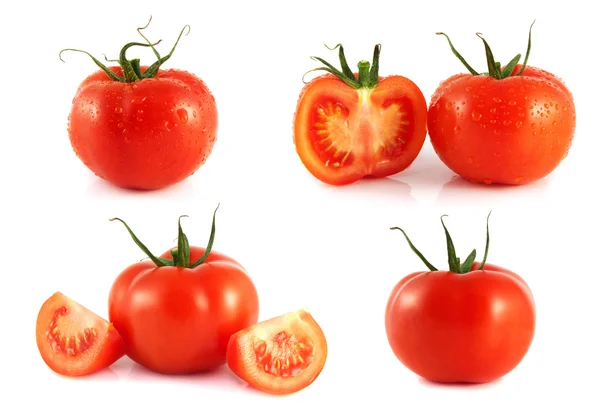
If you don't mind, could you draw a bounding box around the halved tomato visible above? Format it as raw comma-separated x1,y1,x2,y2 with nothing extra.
293,44,427,186
36,292,125,376
226,309,327,395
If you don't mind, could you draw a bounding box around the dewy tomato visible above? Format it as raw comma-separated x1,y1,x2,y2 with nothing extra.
294,44,428,186
61,19,218,190
427,22,576,185
385,213,536,383
108,206,259,374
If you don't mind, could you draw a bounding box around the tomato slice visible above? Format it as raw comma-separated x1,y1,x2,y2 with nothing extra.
36,292,125,376
226,309,327,395
294,75,427,186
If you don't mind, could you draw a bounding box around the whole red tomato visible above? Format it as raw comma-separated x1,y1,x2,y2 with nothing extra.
427,22,575,185
385,213,536,383
61,19,217,190
293,44,427,186
108,206,259,374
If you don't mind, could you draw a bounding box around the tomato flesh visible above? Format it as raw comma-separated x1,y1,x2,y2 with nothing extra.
294,75,427,185
36,292,125,376
253,330,315,377
227,309,327,394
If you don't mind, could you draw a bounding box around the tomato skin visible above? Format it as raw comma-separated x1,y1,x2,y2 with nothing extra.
385,264,536,383
427,65,575,185
294,74,428,186
68,66,218,190
36,292,125,377
226,310,328,395
108,246,259,374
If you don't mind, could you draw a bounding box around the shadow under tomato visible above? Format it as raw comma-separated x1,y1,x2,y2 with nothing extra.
84,174,197,200
317,176,417,206
434,175,549,206
126,363,248,390
418,376,504,390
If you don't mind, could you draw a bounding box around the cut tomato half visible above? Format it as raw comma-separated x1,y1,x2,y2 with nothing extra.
36,292,125,376
226,309,327,395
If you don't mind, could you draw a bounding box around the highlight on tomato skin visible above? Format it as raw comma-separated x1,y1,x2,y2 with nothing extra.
385,213,536,384
427,22,576,186
61,18,219,191
35,292,126,377
226,309,328,395
107,208,260,375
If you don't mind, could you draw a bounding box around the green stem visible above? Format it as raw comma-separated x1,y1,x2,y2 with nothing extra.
190,204,220,268
391,212,493,274
59,18,190,82
303,43,382,89
109,218,172,267
357,61,371,87
110,205,221,269
436,21,536,80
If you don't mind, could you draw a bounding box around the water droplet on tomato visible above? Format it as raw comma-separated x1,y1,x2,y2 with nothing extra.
493,97,502,103
177,108,188,124
117,123,124,128
503,120,512,126
508,100,517,106
516,121,523,128
165,121,171,131
445,101,453,110
115,107,123,113
490,107,497,114
471,112,482,121
466,86,472,92
515,176,524,183
453,126,461,135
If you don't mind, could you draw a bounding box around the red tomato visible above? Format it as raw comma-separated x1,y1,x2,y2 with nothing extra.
427,24,576,185
36,292,125,377
293,44,427,186
386,214,536,383
108,208,259,374
227,309,328,395
62,21,217,190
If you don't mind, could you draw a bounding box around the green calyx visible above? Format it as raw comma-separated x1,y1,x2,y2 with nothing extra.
59,16,190,83
109,204,220,268
303,43,382,89
390,212,492,274
436,20,535,80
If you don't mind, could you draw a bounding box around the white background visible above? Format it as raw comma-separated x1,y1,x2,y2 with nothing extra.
2,0,599,405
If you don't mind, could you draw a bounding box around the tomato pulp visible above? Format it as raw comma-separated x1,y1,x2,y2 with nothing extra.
227,309,328,395
108,209,259,374
294,44,427,186
36,292,125,376
428,24,575,185
385,214,536,383
63,21,218,190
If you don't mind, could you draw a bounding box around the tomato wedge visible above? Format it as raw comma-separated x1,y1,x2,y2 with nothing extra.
36,292,125,376
226,309,327,395
293,44,427,186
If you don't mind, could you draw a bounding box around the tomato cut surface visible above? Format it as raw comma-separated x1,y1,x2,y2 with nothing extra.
36,292,125,376
226,309,327,395
294,75,427,185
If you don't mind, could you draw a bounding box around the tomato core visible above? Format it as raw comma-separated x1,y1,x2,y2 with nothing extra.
45,306,99,357
254,331,315,377
308,89,412,174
